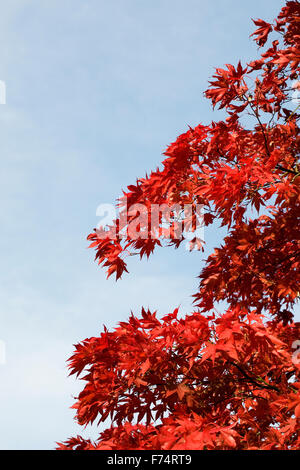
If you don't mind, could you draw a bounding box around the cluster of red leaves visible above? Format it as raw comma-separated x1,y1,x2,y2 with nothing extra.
58,308,300,450
58,1,300,450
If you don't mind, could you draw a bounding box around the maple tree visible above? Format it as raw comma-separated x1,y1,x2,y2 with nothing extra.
58,1,300,450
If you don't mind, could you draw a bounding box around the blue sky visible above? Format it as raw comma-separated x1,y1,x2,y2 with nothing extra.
0,0,296,450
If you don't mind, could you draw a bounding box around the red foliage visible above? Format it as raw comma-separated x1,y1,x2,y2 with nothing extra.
58,1,300,450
